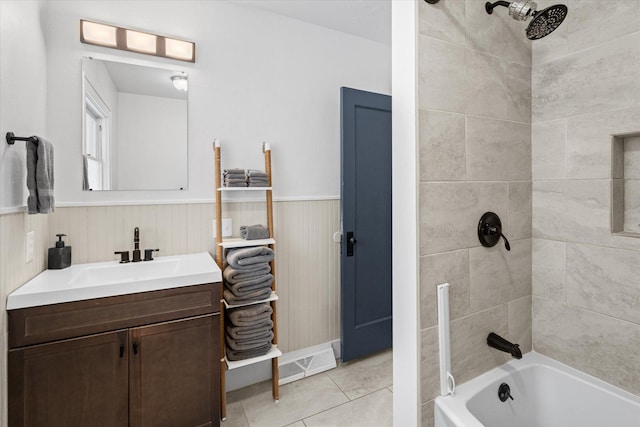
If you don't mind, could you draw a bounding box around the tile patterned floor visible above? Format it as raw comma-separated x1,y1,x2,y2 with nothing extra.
224,349,393,427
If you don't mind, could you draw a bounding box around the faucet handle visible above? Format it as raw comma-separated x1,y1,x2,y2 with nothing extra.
114,251,130,263
144,249,159,261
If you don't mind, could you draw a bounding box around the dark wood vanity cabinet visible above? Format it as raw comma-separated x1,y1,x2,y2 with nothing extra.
8,283,221,427
130,315,219,427
9,330,129,426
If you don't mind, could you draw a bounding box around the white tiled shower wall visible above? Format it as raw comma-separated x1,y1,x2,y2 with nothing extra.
531,0,640,397
418,1,640,425
417,1,532,424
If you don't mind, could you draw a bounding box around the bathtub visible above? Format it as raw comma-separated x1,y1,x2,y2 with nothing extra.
434,352,640,427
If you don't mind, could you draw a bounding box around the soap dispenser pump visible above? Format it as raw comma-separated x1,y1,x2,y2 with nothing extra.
48,234,71,269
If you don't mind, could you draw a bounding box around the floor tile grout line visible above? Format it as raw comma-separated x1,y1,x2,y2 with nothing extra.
241,376,351,427
299,387,394,426
238,399,253,427
288,396,350,426
325,371,353,400
237,350,393,426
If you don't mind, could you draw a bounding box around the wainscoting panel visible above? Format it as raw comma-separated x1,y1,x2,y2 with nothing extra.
7,200,340,354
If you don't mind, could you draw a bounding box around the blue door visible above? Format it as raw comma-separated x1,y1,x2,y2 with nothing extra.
340,87,392,362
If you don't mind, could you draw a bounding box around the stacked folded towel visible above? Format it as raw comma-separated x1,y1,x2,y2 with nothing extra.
223,246,275,305
247,169,269,187
226,246,274,269
240,224,270,240
225,303,274,361
224,168,247,187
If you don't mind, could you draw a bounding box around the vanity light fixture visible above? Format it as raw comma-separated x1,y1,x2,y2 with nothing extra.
171,74,188,91
80,20,195,63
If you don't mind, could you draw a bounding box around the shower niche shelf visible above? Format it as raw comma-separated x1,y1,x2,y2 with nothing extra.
611,131,640,237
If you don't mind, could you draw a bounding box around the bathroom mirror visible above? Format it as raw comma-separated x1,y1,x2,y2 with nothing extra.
81,57,188,191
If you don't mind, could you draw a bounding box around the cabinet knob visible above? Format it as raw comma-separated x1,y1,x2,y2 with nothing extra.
133,342,138,355
119,344,125,358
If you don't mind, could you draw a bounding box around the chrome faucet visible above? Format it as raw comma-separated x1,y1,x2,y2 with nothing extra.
132,227,141,262
487,332,522,359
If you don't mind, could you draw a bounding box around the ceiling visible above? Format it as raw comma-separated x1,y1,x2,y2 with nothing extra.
103,60,188,100
235,0,391,45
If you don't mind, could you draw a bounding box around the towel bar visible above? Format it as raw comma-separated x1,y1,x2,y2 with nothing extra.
6,132,38,145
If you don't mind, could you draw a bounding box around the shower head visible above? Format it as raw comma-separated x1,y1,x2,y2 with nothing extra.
485,1,568,40
526,4,568,40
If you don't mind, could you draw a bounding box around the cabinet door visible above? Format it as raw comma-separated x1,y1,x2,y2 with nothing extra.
130,314,220,427
8,330,128,427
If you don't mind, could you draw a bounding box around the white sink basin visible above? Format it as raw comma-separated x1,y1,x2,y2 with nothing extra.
7,253,222,310
68,258,181,288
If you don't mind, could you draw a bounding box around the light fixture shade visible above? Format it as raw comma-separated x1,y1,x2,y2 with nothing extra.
165,38,194,62
171,75,188,91
126,30,157,54
80,20,195,63
81,21,117,47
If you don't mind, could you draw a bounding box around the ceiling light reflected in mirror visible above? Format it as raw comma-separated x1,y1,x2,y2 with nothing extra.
171,74,188,91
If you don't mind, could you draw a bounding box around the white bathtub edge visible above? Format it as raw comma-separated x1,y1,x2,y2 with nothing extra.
434,351,640,427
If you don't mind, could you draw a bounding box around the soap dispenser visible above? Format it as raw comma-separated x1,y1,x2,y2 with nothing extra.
48,234,71,269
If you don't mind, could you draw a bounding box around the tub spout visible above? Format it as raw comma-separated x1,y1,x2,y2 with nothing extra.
487,332,522,359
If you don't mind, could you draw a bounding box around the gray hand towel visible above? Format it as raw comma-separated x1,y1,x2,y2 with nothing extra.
223,287,272,306
248,182,269,187
240,225,270,240
26,137,55,214
224,182,248,188
227,303,273,326
247,169,268,178
226,320,274,339
225,331,274,350
225,274,274,297
224,263,271,284
224,168,245,175
226,342,272,361
226,247,274,269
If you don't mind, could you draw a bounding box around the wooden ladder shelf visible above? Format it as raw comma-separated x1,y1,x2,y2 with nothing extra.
213,140,280,420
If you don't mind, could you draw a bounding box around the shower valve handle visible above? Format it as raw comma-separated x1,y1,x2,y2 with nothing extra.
486,226,511,251
483,224,511,252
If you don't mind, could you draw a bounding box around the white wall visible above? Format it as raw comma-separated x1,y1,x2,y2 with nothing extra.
116,92,187,190
391,2,420,425
44,0,391,205
0,0,48,211
0,3,50,425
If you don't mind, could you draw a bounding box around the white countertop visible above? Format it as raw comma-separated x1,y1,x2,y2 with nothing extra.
6,252,222,310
